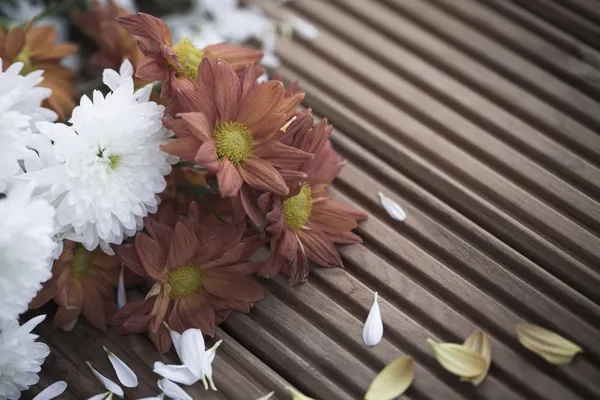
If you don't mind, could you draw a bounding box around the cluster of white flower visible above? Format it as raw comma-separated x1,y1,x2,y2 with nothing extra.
0,58,173,399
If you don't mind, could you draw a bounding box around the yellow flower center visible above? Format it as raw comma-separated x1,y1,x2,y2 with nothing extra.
213,122,255,165
173,38,204,81
71,245,92,279
282,184,313,229
14,50,33,74
167,263,203,300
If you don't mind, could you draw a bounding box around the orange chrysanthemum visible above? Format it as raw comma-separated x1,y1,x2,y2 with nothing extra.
117,12,264,97
29,241,121,331
73,0,143,70
161,59,312,226
0,24,78,119
112,203,265,353
260,115,367,283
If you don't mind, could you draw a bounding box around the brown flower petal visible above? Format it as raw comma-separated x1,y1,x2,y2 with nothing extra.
117,13,172,44
217,157,243,197
178,296,216,336
179,112,214,142
194,141,219,171
204,43,263,71
311,200,359,233
167,222,199,270
238,157,288,196
240,184,265,228
213,262,263,275
145,219,174,255
255,141,314,169
215,60,241,122
135,54,168,81
160,136,201,161
297,228,342,267
150,324,172,354
135,234,167,281
34,43,78,61
279,229,299,260
5,26,25,59
114,243,147,277
203,274,264,303
83,289,107,331
237,80,284,134
329,231,363,244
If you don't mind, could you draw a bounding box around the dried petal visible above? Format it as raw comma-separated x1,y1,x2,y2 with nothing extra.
32,381,67,400
287,386,315,400
364,355,414,400
86,362,124,397
461,330,491,386
515,323,583,365
362,292,383,347
427,339,486,378
104,347,138,388
378,191,406,221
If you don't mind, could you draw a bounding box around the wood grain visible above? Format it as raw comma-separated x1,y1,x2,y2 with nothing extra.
31,0,600,399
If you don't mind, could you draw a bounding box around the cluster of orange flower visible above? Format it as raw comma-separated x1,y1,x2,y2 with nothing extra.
20,0,366,353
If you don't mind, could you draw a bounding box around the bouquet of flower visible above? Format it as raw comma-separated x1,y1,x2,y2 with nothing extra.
0,1,365,398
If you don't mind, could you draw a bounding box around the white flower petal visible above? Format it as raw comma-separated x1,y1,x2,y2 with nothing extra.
117,266,126,310
164,323,182,361
378,191,406,221
87,392,111,400
86,362,124,397
137,396,165,400
363,292,383,346
104,346,138,388
180,329,205,377
32,381,67,400
157,378,192,400
119,59,134,78
203,340,222,391
293,18,319,40
153,362,199,385
256,391,275,400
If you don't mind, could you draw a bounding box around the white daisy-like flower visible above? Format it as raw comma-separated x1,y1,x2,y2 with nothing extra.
0,60,57,193
20,61,172,254
0,315,50,400
0,182,56,322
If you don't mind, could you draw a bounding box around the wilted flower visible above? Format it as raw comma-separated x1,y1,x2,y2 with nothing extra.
29,240,121,331
0,24,78,119
0,315,50,400
162,59,310,225
260,116,367,283
112,205,264,353
19,61,173,253
117,12,263,97
74,0,143,70
0,183,56,322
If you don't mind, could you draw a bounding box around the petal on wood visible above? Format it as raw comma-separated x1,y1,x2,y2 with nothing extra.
378,191,406,221
153,362,199,385
427,339,487,378
32,381,67,400
180,328,206,377
365,355,415,400
86,362,124,397
461,330,492,386
286,386,316,400
255,392,275,400
515,323,583,365
157,378,192,400
104,347,139,388
362,292,383,347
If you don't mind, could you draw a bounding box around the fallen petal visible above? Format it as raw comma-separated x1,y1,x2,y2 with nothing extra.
32,381,67,400
362,292,383,347
137,395,165,400
180,328,206,377
378,191,406,221
157,378,192,400
153,362,200,385
86,362,124,397
203,340,222,391
117,266,126,310
287,386,316,400
516,323,583,365
256,391,275,400
164,322,182,360
87,392,111,400
364,355,414,400
427,339,486,378
104,346,138,388
462,330,492,386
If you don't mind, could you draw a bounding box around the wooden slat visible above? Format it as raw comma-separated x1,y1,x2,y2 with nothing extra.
31,0,600,399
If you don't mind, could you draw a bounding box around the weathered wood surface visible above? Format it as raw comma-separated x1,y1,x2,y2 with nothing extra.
30,0,600,399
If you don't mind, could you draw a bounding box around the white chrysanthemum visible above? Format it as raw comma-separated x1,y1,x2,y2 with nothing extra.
0,183,56,322
0,315,50,400
0,61,57,193
21,61,172,254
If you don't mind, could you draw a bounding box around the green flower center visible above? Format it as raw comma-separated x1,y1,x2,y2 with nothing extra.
97,149,120,170
282,184,313,229
14,50,33,75
167,263,203,300
213,122,255,165
71,245,92,279
173,38,204,81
